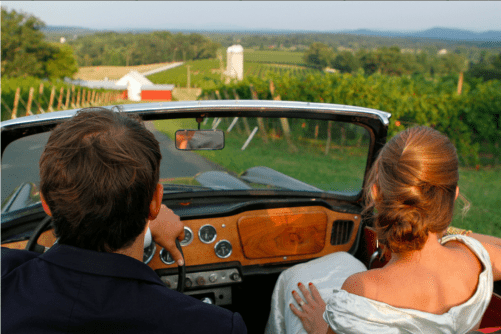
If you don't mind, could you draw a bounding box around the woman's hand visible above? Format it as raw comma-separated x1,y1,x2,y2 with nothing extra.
290,282,329,334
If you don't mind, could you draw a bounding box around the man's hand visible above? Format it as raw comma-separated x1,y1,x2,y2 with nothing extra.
149,204,185,266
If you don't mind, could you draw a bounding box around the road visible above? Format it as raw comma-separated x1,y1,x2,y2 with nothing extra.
1,122,224,204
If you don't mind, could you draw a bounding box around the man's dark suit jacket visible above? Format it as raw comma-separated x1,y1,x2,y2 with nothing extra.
1,244,247,333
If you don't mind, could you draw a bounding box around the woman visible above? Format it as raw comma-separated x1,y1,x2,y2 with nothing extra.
267,126,501,333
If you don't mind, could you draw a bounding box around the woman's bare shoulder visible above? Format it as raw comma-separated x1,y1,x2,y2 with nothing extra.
341,270,382,297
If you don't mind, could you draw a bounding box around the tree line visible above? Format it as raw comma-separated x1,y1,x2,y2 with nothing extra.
303,42,501,81
69,31,219,67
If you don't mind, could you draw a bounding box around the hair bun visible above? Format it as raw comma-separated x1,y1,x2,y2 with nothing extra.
364,126,459,254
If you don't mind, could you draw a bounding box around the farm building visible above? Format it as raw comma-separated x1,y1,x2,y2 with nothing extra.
116,71,174,101
141,85,175,101
116,71,154,101
66,70,174,102
226,45,244,81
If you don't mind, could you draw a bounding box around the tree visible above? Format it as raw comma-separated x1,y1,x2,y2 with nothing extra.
303,43,334,69
45,43,79,79
331,51,359,73
1,7,79,78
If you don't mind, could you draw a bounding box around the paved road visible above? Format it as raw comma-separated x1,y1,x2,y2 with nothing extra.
1,122,224,203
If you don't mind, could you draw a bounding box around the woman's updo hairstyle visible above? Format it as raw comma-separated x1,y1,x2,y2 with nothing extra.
365,126,459,253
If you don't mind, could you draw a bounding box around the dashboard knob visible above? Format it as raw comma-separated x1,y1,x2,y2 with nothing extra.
209,274,218,283
197,276,206,286
185,278,193,288
230,272,240,281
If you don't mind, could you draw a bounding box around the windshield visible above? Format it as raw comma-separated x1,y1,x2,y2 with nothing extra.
1,116,370,213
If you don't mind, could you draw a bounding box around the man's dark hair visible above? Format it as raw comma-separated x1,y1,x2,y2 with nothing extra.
39,107,162,252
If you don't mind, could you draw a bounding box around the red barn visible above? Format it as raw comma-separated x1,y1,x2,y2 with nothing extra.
141,85,175,101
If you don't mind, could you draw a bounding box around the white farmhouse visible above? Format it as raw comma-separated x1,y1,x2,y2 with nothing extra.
116,71,154,101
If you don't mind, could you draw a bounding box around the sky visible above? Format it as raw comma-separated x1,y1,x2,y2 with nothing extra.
2,1,501,33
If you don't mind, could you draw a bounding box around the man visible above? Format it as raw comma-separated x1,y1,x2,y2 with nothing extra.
1,108,247,333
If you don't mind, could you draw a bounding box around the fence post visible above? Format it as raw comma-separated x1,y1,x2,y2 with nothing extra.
325,121,332,155
87,90,91,106
48,87,56,112
457,72,463,95
270,80,297,152
76,89,81,108
215,90,221,100
65,87,71,109
92,90,97,105
26,87,35,116
38,83,45,113
232,89,251,135
241,126,259,151
57,87,64,110
71,85,76,108
250,85,268,144
12,87,21,119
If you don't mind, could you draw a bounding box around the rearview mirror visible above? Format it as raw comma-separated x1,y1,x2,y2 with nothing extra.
175,130,224,150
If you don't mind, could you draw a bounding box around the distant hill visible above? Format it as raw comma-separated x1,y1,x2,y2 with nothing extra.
342,27,501,42
42,25,501,44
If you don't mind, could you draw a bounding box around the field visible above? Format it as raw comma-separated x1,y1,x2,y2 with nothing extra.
243,49,306,65
148,59,319,90
75,62,175,80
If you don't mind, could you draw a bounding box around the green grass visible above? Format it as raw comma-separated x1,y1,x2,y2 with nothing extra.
451,167,501,237
243,49,306,65
148,59,223,90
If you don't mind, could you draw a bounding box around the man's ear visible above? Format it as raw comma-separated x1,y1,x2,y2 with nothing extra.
40,192,52,217
455,186,459,201
148,183,163,220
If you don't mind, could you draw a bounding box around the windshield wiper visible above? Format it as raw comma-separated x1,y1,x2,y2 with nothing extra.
162,183,213,193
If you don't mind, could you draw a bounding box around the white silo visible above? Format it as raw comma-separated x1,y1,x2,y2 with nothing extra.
226,45,244,81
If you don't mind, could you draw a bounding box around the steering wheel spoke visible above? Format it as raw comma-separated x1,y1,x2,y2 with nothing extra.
26,215,52,254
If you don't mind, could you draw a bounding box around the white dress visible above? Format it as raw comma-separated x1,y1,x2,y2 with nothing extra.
266,235,493,334
265,251,367,334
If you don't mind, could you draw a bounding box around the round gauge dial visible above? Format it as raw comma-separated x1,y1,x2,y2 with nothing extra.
143,242,156,264
214,240,232,259
159,248,175,265
198,225,217,244
180,227,193,246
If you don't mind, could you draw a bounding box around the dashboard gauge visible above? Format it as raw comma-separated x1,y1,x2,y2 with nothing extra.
143,242,156,264
214,240,232,259
198,225,217,244
180,227,193,246
159,248,175,265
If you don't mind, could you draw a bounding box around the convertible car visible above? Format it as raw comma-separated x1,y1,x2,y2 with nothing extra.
2,100,500,332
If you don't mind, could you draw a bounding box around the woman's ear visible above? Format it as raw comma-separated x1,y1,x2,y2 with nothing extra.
148,183,164,220
372,184,379,201
40,192,52,217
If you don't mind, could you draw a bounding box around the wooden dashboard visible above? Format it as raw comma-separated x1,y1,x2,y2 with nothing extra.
2,206,361,269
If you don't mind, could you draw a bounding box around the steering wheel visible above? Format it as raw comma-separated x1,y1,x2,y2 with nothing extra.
26,215,186,293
